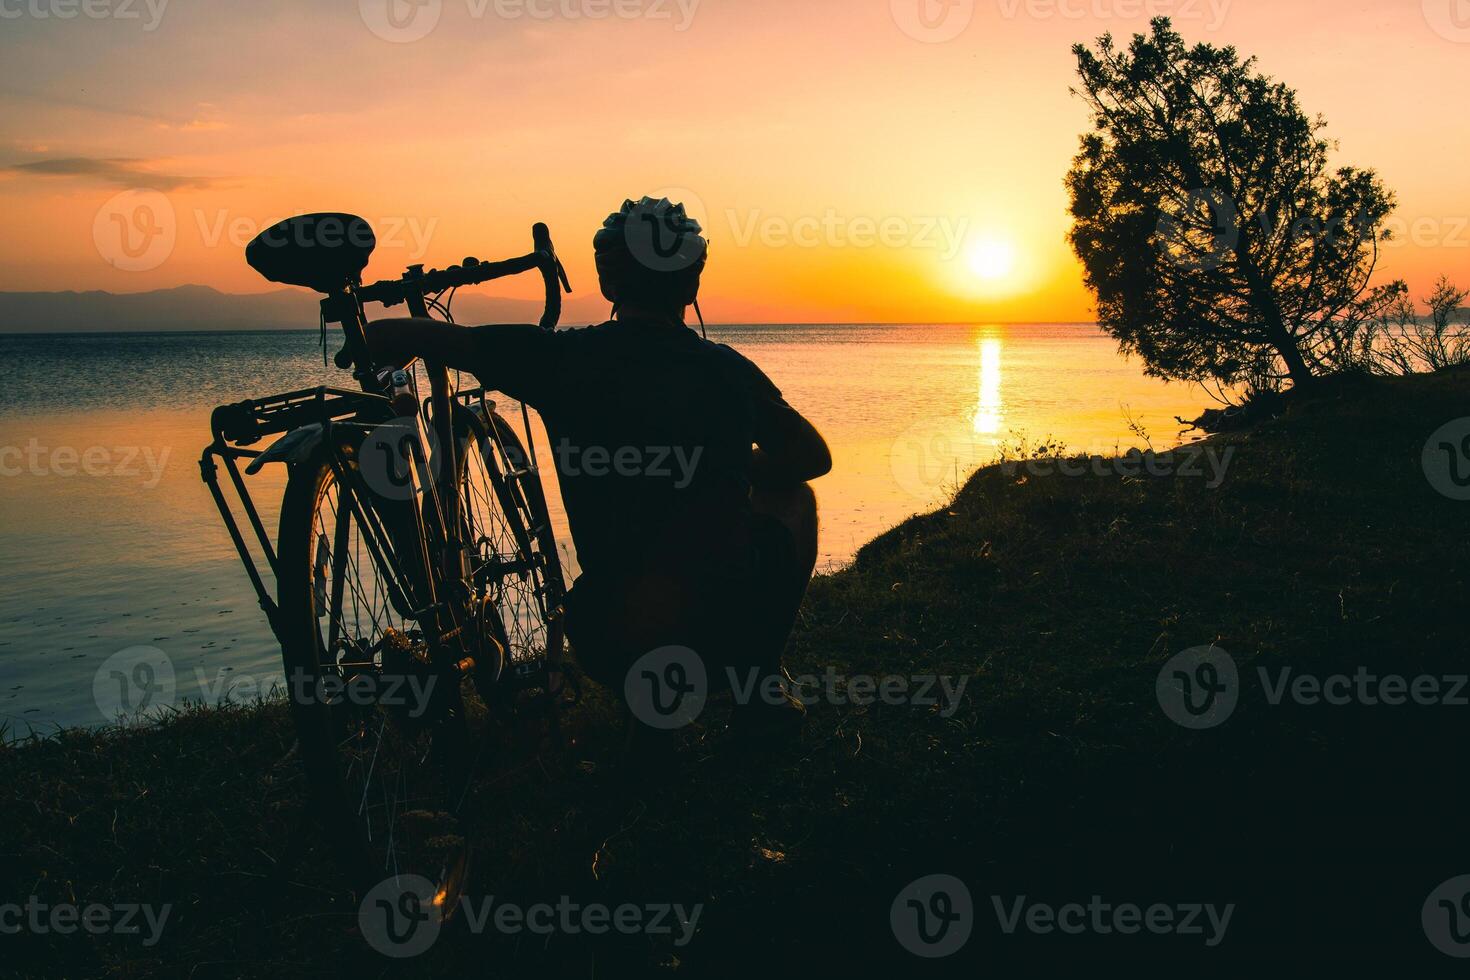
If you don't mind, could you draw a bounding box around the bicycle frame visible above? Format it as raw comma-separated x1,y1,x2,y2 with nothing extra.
201,222,570,682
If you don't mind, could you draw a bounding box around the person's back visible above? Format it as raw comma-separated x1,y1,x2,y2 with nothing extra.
531,315,770,581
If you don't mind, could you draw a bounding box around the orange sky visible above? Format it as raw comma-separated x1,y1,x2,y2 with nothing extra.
1,0,1466,323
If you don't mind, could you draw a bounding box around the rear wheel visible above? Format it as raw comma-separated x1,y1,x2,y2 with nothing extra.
275,408,566,902
277,445,479,903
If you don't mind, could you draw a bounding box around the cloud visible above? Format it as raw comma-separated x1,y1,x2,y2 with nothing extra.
0,157,218,191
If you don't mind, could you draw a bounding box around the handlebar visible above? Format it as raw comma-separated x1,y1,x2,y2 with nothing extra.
353,223,570,330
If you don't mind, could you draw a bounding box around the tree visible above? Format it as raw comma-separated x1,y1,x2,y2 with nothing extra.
1380,276,1470,372
1066,18,1397,389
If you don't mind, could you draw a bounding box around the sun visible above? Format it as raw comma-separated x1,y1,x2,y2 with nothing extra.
967,238,1016,282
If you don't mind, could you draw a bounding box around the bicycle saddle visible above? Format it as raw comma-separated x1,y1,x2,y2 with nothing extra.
245,213,375,293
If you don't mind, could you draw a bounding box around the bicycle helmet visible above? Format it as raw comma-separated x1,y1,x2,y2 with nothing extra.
593,197,708,308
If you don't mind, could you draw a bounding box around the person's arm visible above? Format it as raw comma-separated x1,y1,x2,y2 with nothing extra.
365,318,484,372
750,394,832,489
365,318,556,405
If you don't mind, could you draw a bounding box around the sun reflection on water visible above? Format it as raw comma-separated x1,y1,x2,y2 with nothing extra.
973,335,1003,435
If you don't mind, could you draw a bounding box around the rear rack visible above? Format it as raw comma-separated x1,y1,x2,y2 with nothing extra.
211,386,388,446
201,386,393,634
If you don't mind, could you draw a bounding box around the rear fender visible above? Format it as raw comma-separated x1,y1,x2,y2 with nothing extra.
244,424,327,475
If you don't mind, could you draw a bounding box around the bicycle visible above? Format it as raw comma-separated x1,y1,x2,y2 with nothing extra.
200,212,573,911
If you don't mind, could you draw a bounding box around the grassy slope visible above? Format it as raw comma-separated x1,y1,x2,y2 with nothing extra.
3,369,1467,977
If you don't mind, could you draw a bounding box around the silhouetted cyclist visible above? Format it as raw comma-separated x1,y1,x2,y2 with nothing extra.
368,197,831,744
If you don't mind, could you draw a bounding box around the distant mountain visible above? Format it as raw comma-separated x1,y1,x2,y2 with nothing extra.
0,285,608,333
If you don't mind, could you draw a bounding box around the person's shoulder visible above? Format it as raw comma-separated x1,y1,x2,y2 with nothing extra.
705,340,782,397
537,319,618,349
555,319,618,338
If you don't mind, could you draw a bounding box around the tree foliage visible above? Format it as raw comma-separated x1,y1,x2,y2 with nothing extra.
1066,18,1397,388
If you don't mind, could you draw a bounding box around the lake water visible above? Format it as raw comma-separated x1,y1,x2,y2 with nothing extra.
0,324,1214,733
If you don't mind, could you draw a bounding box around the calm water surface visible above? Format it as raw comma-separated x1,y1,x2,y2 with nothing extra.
0,324,1213,732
